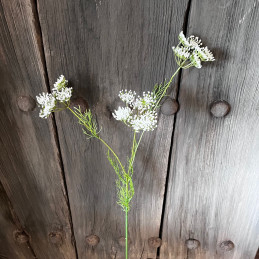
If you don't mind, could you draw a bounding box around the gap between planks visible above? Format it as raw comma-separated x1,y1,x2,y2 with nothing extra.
156,0,193,258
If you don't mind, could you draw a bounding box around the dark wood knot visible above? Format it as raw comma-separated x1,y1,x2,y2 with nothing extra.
70,97,89,113
148,237,162,248
17,96,36,112
219,240,235,251
161,98,179,116
13,230,29,244
118,236,131,247
185,239,200,249
86,234,100,246
49,231,63,246
210,100,230,117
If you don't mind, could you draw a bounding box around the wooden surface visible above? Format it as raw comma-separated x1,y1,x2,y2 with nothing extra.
0,1,76,258
0,182,35,259
160,0,259,258
37,0,188,258
0,0,258,258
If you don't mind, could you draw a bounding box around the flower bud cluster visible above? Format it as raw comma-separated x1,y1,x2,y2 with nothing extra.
173,31,215,69
36,75,72,118
113,90,158,132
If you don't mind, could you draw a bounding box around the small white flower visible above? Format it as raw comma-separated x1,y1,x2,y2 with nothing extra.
52,75,68,91
36,92,56,119
188,35,202,49
112,107,132,121
178,31,190,47
54,87,73,102
133,91,156,112
172,46,190,59
190,53,202,68
119,90,136,105
195,46,208,61
195,46,215,62
131,110,158,132
36,92,56,107
202,46,215,61
39,108,52,119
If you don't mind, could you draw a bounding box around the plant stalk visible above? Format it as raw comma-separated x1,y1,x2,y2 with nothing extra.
125,207,128,259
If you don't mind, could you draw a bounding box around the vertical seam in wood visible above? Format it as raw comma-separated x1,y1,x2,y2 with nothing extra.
30,1,79,258
156,0,193,258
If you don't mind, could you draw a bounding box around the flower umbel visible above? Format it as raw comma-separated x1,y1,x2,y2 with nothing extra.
36,92,56,119
113,107,132,122
36,75,72,118
52,75,68,91
54,87,73,102
133,91,156,112
113,90,158,132
173,31,215,69
119,90,136,105
131,110,157,132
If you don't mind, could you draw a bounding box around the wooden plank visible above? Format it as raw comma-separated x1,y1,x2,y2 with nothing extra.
0,182,35,259
0,1,77,258
160,0,259,258
37,0,189,258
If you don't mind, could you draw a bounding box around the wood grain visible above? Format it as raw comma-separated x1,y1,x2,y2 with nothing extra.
160,0,259,258
37,0,188,258
0,182,35,259
0,1,76,258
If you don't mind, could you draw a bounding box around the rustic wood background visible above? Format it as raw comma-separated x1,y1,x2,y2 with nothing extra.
0,0,258,258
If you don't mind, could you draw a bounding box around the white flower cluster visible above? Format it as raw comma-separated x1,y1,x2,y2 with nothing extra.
112,106,132,121
36,75,72,119
118,90,136,105
113,90,158,132
173,31,215,68
131,110,157,132
36,92,56,119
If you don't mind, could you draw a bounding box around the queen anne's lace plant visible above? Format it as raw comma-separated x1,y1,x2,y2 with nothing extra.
36,31,214,259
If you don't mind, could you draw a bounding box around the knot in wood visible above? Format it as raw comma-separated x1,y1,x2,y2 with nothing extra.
49,231,63,246
17,96,36,112
118,236,131,247
13,230,29,244
70,97,89,113
185,239,200,249
210,100,230,117
219,240,235,251
86,234,100,246
148,237,162,248
161,98,179,116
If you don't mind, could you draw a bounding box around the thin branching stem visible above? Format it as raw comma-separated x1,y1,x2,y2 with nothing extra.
98,137,127,175
154,66,181,109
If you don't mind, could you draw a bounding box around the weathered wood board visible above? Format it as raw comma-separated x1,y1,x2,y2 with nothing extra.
0,1,76,258
160,0,259,258
37,0,188,258
0,182,35,259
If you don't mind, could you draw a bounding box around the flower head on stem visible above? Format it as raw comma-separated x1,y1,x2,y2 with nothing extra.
36,75,72,118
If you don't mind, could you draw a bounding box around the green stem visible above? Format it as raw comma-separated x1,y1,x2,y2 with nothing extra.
98,137,127,175
125,207,128,259
68,107,126,174
154,66,181,109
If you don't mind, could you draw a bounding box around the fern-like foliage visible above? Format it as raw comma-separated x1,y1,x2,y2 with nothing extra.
73,107,101,139
107,150,134,212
